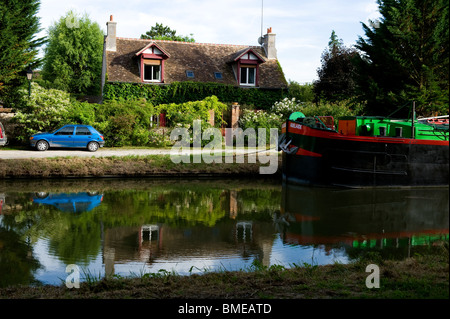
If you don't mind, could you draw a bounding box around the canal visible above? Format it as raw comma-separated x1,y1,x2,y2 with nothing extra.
0,178,448,287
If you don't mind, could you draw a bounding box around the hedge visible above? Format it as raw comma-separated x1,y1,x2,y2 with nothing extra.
103,81,287,110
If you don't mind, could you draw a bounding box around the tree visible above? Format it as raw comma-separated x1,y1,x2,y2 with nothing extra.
140,23,195,42
41,11,104,95
355,0,449,116
0,0,45,107
313,30,359,102
288,81,315,102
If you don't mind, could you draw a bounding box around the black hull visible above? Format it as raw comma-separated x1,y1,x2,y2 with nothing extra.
282,134,449,188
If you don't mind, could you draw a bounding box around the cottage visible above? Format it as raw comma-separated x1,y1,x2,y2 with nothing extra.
101,15,287,92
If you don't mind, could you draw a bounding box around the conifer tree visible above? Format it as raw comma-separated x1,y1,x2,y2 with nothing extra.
0,0,45,107
355,0,449,116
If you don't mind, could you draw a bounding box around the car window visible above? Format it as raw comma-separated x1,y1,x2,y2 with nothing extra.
55,126,74,135
75,127,92,135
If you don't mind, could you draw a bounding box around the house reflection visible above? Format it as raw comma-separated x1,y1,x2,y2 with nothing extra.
102,191,277,276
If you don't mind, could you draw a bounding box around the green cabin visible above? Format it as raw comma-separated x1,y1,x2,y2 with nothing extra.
337,116,449,141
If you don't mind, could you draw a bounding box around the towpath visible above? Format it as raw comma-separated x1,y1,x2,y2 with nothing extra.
0,147,277,159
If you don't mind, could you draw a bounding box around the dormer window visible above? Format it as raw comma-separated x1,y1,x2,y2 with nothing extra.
144,61,161,82
240,66,256,86
136,42,170,83
231,48,265,87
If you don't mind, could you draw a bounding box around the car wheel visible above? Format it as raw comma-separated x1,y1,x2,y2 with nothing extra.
36,140,49,151
87,141,99,152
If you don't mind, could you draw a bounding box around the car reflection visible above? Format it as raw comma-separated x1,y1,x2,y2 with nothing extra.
32,192,103,213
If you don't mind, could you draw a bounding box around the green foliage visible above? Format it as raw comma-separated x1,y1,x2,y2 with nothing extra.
0,0,46,108
238,109,282,144
287,81,315,102
140,22,195,42
41,10,104,95
65,98,156,147
239,98,365,136
314,30,359,102
103,81,287,110
300,99,366,120
355,0,449,116
157,95,227,127
12,83,231,147
13,82,73,142
271,97,304,118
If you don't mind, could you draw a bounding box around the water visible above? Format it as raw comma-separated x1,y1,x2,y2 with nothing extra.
0,178,448,287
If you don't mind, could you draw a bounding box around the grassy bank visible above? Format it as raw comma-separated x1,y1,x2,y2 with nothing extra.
0,154,281,178
0,242,448,299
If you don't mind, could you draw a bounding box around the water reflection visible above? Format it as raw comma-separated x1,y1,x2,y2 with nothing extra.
0,179,448,287
32,192,103,213
279,185,449,259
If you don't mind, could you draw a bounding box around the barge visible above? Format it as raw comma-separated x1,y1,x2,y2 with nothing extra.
279,106,449,188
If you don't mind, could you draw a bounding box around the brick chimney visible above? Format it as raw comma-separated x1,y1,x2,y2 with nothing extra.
106,15,117,51
261,27,277,60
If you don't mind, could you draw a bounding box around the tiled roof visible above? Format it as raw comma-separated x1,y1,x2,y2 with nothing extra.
105,38,288,89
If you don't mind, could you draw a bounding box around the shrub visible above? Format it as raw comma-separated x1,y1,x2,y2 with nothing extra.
271,97,304,118
157,95,227,128
300,99,366,122
238,109,282,144
13,83,73,142
12,85,231,148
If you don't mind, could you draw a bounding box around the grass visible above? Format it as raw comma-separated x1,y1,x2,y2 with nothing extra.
0,241,447,299
0,153,281,178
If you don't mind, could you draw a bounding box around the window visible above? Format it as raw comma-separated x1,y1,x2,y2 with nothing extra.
240,66,256,86
144,64,161,82
186,70,194,78
55,126,74,135
75,127,92,136
214,72,223,80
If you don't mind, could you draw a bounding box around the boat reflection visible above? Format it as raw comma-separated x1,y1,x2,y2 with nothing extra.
278,183,449,253
32,192,104,213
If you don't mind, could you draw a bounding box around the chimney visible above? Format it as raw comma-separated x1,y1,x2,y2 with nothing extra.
106,15,117,51
262,27,277,59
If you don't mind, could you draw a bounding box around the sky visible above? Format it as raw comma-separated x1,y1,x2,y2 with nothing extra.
36,0,381,84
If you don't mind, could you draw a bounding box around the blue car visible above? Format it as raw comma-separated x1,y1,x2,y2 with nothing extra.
30,124,105,152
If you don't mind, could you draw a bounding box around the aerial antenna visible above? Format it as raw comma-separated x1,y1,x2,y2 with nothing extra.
258,0,264,45
261,0,264,38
